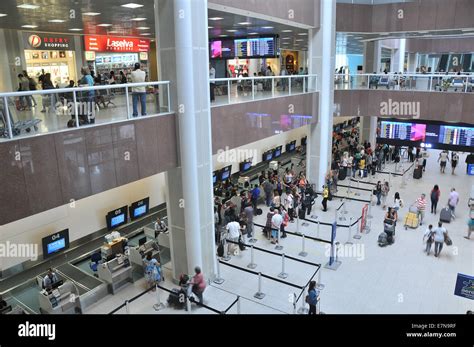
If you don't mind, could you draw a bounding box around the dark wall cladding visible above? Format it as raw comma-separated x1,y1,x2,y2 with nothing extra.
0,114,178,226
406,37,474,54
337,0,474,33
209,0,320,28
334,90,474,124
211,92,319,153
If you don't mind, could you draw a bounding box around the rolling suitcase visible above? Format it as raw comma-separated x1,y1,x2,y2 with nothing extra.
413,167,422,179
439,207,452,223
338,169,347,181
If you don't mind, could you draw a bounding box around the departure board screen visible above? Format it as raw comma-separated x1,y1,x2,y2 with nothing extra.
234,37,275,58
380,121,426,141
438,126,474,146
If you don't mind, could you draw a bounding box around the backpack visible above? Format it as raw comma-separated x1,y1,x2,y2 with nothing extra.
430,190,438,201
305,295,310,304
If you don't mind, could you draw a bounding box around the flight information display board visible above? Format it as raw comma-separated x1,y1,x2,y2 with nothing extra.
438,126,474,146
234,37,275,58
380,121,426,141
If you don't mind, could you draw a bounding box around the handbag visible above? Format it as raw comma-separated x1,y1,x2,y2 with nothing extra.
444,233,452,246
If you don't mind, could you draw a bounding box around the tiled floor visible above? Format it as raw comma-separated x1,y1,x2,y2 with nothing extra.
83,151,473,314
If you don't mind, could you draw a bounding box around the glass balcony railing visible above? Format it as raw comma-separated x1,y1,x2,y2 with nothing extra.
210,74,318,107
334,73,474,93
0,81,171,141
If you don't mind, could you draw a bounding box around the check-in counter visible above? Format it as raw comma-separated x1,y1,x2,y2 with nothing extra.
38,280,81,314
97,256,133,294
129,240,161,270
144,226,170,249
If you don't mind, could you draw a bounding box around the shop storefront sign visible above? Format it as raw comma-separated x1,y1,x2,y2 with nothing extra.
454,273,474,300
84,35,150,52
23,33,74,50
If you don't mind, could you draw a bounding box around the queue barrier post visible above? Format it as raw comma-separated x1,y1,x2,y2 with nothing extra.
299,234,308,257
278,253,288,279
293,293,297,314
186,295,192,313
342,198,348,215
237,296,241,314
364,219,372,234
153,284,165,311
247,245,257,269
214,256,225,285
125,300,130,314
222,237,231,262
296,215,301,235
367,199,373,219
275,228,283,251
317,220,321,238
353,218,362,240
254,272,265,299
354,179,361,197
316,267,325,290
345,217,354,245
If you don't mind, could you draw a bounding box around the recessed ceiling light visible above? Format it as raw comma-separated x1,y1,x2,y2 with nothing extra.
208,26,213,29
298,32,308,36
136,26,150,30
22,24,38,28
461,28,474,32
219,34,228,37
209,17,224,21
108,30,120,34
262,26,273,29
282,29,292,33
248,32,259,35
17,4,39,9
121,3,144,8
97,23,112,27
296,39,305,42
68,28,83,31
48,19,65,23
140,33,151,36
282,37,290,40
238,22,251,25
83,12,101,16
0,13,6,17
131,17,146,21
226,29,237,32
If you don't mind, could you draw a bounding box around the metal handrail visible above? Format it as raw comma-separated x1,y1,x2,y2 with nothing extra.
334,73,474,78
210,74,318,83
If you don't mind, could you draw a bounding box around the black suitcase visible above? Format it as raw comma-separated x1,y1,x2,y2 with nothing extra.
439,207,452,223
413,167,422,179
298,208,306,220
338,169,347,181
371,166,376,175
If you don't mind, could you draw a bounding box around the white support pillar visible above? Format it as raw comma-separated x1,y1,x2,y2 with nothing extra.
306,0,336,189
156,0,216,281
363,41,382,74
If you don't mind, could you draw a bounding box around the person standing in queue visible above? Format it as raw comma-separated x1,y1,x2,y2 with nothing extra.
131,62,147,117
209,63,216,102
189,266,206,305
307,280,319,315
322,185,329,212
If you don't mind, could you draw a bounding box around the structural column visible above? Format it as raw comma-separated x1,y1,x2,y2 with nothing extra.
307,0,336,190
155,0,216,281
391,38,406,73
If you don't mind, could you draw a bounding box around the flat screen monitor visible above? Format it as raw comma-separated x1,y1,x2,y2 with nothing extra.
129,197,149,221
262,151,273,162
213,172,217,185
111,241,124,256
286,141,296,153
106,206,128,231
234,37,276,58
273,146,282,158
219,165,232,181
42,229,70,259
138,237,147,246
301,136,307,146
240,161,252,173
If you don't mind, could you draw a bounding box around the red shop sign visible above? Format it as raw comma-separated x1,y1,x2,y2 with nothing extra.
84,35,150,52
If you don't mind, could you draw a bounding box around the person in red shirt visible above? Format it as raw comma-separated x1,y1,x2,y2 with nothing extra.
190,266,206,305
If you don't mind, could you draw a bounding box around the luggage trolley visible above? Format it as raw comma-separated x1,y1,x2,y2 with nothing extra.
0,102,41,138
404,204,419,230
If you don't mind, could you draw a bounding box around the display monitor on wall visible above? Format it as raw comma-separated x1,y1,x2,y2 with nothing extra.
219,165,232,181
239,160,253,173
377,118,474,152
210,36,277,59
262,151,273,162
106,206,128,231
213,171,218,185
42,229,70,259
129,197,149,221
273,146,282,158
286,141,296,153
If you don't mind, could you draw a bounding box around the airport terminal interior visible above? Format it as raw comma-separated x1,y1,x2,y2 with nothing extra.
0,0,473,317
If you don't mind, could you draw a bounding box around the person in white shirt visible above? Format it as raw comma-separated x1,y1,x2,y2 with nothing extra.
154,218,168,236
131,63,147,117
423,224,435,256
226,221,241,255
433,222,447,257
209,63,216,102
438,151,449,173
448,188,460,218
271,210,283,244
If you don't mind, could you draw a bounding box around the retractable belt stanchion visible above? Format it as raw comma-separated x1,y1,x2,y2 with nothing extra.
125,300,130,314
275,228,283,250
222,237,231,262
214,256,225,284
254,272,265,299
296,215,301,235
317,220,321,238
347,175,352,194
353,218,362,239
237,296,241,314
293,293,297,314
354,179,361,197
343,198,348,215
247,245,257,269
153,284,165,311
278,253,288,279
316,267,325,290
345,216,354,245
299,234,308,257
367,197,373,219
186,295,192,313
